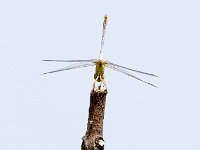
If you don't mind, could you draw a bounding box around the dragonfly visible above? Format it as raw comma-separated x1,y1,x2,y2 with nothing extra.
42,15,158,88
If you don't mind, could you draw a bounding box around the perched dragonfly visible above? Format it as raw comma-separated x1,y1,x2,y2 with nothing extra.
42,15,158,88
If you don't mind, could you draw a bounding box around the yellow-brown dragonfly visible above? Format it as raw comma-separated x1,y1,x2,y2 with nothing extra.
42,15,158,87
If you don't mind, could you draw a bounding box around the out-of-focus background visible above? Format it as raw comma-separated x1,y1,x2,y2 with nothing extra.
0,0,200,149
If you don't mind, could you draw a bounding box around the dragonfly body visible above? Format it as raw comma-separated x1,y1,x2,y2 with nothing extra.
42,15,158,88
94,15,107,82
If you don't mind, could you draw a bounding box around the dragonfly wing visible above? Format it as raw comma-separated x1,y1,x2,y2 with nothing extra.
42,59,98,63
105,61,158,77
42,62,95,75
106,63,157,87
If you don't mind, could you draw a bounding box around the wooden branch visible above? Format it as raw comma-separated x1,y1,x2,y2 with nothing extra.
81,87,108,150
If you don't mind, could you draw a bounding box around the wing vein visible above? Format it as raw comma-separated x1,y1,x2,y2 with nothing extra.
42,59,97,63
105,61,158,77
106,63,157,87
42,62,95,75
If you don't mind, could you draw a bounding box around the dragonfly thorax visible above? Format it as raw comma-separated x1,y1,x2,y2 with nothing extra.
94,61,106,82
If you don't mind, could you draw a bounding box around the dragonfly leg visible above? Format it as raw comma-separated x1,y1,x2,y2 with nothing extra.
100,80,107,91
93,81,107,91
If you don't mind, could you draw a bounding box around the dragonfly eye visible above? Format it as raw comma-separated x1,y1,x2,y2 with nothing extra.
94,73,97,80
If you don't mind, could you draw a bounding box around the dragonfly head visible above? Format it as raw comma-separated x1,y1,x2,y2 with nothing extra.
94,72,104,82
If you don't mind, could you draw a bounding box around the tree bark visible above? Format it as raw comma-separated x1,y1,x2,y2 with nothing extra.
81,87,108,150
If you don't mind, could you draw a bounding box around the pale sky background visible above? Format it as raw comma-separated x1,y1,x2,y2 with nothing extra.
0,0,200,149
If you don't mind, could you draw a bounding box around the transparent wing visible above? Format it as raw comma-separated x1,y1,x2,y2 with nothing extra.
106,63,157,87
42,59,97,63
42,62,95,75
105,61,158,77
